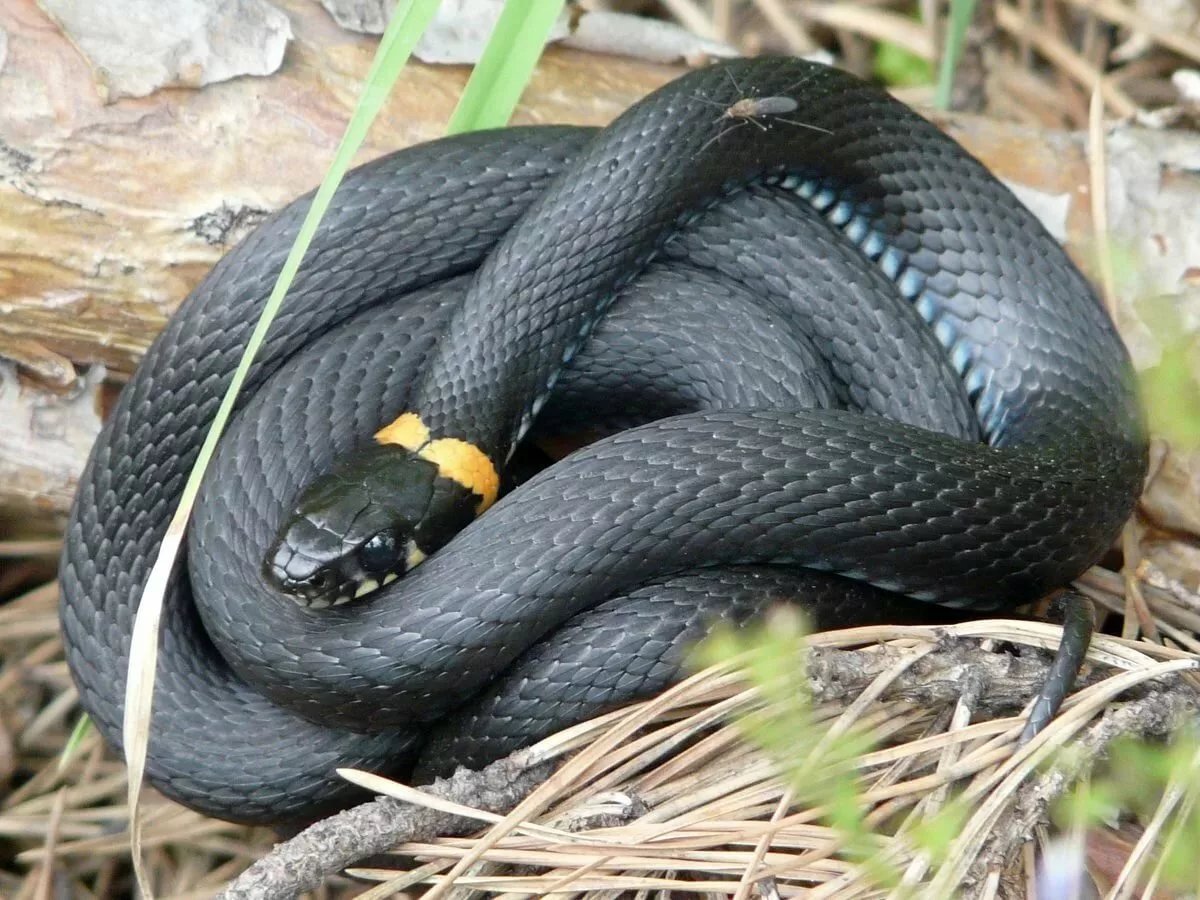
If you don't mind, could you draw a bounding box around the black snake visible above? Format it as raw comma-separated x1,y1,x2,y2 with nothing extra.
59,57,1146,825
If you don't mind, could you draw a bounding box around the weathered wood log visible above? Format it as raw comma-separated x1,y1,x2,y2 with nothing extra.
0,0,683,527
1,0,1197,532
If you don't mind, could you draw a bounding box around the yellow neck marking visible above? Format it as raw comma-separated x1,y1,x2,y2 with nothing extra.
375,412,499,513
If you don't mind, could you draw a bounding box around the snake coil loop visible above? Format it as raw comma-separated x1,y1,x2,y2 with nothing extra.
60,57,1145,825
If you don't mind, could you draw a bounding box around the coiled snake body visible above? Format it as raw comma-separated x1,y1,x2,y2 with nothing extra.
59,58,1146,825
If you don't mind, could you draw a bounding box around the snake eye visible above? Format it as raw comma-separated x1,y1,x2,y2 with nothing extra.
358,531,399,575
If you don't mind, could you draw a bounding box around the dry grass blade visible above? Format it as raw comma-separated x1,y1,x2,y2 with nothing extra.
1087,81,1118,316
1106,741,1200,897
925,658,1199,894
416,664,754,900
995,2,1140,117
347,860,454,900
0,540,61,558
219,620,1192,897
0,570,264,896
658,0,717,40
1058,0,1200,65
1134,770,1200,899
122,528,182,898
4,600,1196,894
336,768,578,841
731,788,792,900
798,3,933,60
6,4,1200,895
111,4,446,896
751,0,817,53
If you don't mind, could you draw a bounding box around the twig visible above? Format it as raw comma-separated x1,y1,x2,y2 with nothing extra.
970,687,1199,885
806,634,1085,716
995,2,1139,118
217,756,554,900
1057,0,1200,65
751,0,818,53
216,632,1131,899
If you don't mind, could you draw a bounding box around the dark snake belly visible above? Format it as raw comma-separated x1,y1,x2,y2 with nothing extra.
58,57,1147,825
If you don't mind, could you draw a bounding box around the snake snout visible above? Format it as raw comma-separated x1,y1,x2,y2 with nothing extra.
262,539,351,609
264,514,410,609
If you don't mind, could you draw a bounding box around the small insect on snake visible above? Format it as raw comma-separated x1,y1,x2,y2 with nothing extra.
697,94,832,154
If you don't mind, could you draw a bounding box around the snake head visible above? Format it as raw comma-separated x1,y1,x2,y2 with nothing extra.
263,445,477,607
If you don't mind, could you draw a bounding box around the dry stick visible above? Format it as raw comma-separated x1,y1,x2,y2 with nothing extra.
1086,81,1119,319
751,0,818,53
216,634,1173,899
1058,0,1200,63
995,2,1139,118
972,687,1199,887
217,756,554,900
819,644,939,751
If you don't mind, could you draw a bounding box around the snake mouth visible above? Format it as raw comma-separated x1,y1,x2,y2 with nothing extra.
312,537,423,608
307,571,401,609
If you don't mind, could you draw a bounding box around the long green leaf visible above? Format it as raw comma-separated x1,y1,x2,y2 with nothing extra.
446,0,566,135
58,714,92,773
121,2,441,896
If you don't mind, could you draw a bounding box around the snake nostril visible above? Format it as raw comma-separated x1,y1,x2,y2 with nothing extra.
304,570,336,593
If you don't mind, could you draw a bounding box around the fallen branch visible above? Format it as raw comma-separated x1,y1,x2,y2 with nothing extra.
972,687,1199,886
217,756,555,900
215,631,1188,899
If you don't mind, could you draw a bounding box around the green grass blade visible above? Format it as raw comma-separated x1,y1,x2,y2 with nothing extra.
224,0,441,425
935,0,979,109
446,0,565,135
121,1,441,894
57,713,93,773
